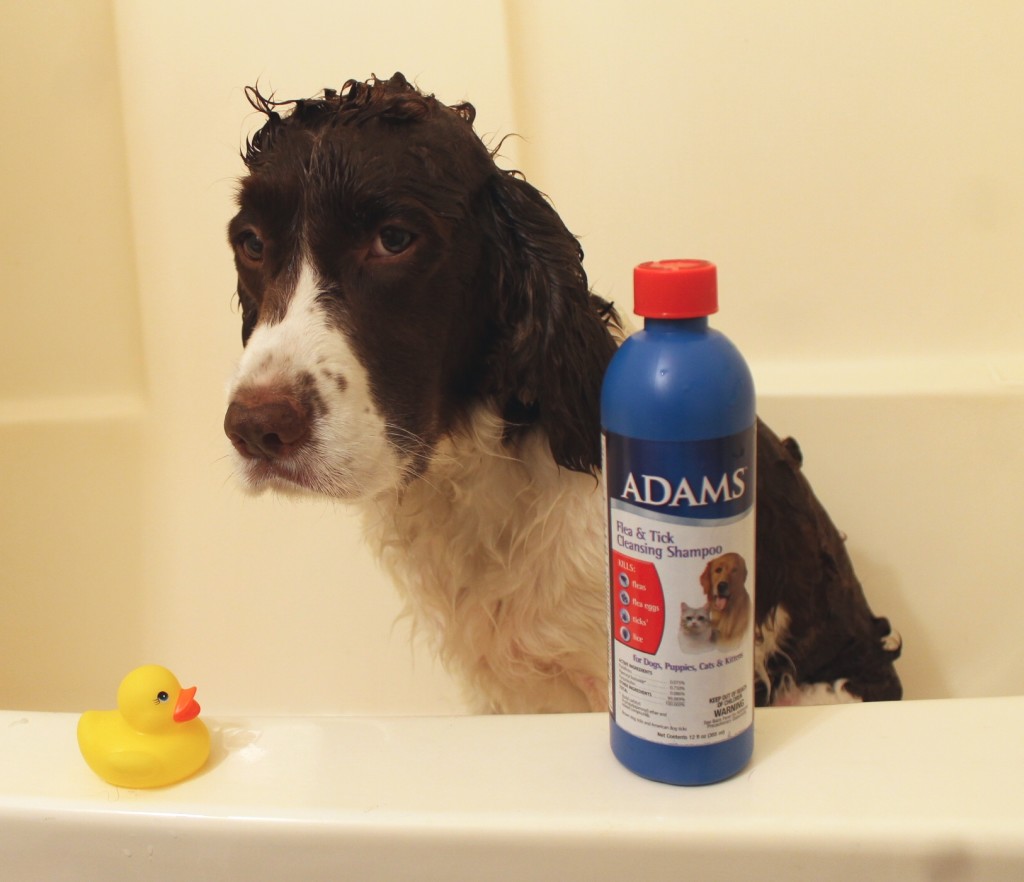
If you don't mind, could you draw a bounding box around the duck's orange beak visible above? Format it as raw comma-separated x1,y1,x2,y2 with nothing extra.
173,686,201,722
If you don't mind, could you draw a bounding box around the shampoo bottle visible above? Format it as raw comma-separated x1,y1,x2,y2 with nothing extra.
601,259,756,785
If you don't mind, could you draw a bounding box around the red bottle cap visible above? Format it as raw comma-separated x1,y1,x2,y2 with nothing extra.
633,259,718,318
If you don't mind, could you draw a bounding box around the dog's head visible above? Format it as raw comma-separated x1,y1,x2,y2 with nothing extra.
700,553,748,611
224,73,618,499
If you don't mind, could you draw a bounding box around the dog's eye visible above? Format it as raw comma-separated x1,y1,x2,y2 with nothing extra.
239,232,265,263
372,226,415,257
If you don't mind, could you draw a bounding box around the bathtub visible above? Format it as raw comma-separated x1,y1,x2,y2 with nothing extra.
4,1,1024,879
4,380,1023,882
3,698,1024,880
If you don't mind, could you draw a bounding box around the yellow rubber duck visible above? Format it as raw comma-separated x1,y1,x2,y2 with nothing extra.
77,664,210,788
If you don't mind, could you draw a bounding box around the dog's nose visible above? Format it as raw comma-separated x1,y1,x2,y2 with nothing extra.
224,396,309,460
716,581,731,597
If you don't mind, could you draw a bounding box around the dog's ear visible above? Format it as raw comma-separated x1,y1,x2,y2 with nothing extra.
700,562,712,594
483,170,619,474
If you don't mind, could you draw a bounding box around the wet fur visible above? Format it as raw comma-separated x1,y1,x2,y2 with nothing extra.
224,74,902,711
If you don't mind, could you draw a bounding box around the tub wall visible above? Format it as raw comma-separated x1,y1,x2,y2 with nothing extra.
1,0,1021,715
0,0,149,708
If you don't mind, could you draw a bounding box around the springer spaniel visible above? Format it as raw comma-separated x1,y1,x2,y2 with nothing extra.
223,73,903,712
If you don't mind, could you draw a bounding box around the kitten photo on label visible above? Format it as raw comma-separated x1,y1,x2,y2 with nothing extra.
678,602,716,655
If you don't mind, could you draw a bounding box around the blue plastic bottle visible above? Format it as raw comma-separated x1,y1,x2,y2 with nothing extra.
601,260,756,785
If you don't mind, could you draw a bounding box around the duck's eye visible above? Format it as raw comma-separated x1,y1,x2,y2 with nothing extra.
156,691,169,703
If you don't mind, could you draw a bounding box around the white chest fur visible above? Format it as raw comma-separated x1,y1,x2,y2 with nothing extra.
361,407,609,713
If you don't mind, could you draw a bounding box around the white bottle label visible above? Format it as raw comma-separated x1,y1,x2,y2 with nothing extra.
604,428,755,746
